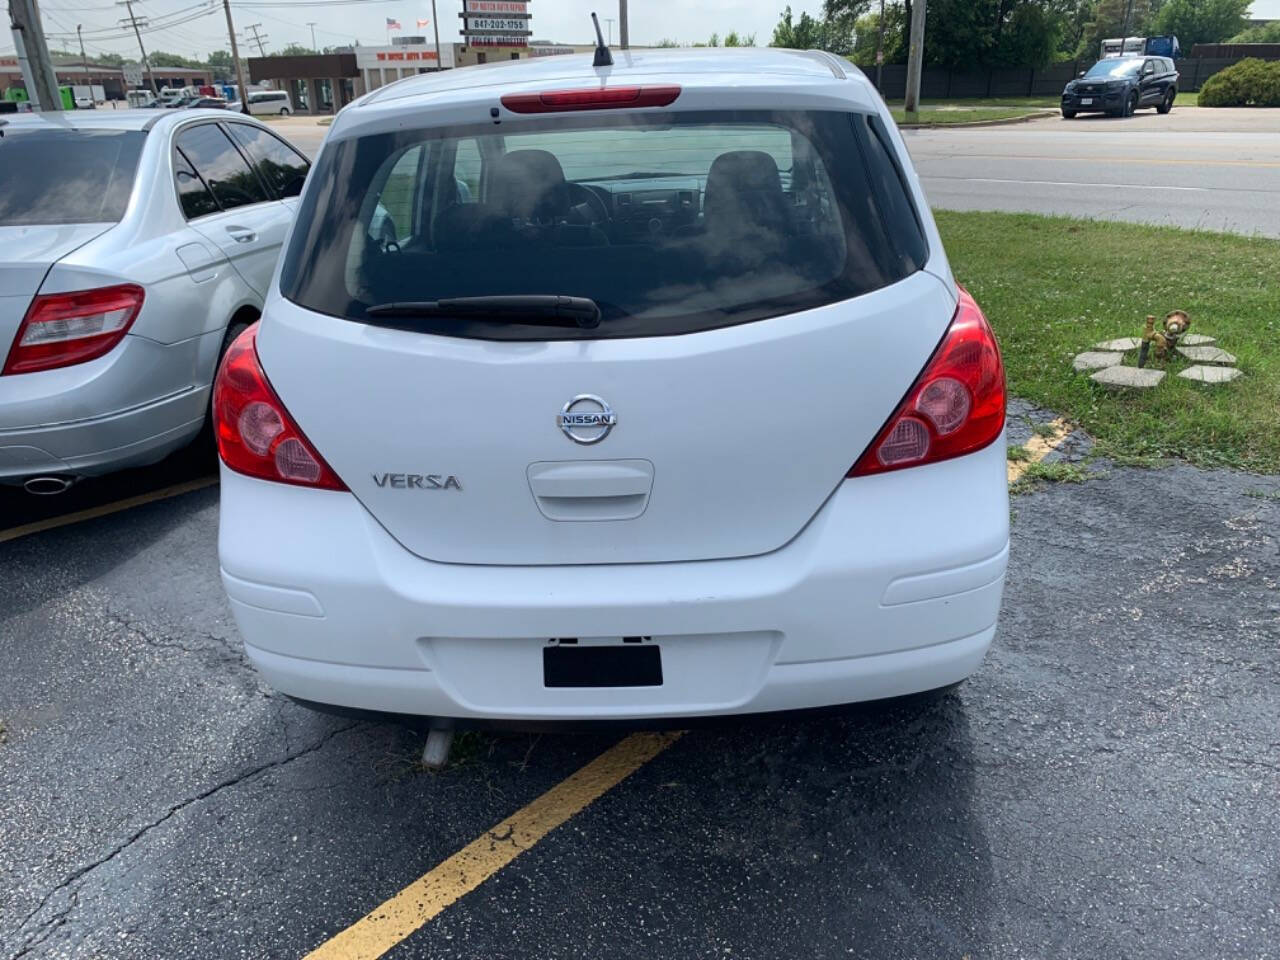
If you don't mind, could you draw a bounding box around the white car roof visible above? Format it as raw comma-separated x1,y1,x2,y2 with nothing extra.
334,48,878,141
0,108,243,134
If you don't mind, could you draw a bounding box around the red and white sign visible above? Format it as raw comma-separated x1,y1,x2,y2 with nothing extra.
465,1,528,12
375,50,440,61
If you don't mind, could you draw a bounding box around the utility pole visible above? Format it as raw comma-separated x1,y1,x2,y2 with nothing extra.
307,20,317,50
903,0,926,115
874,0,885,93
10,0,64,110
221,0,250,113
245,23,268,58
603,17,614,44
118,0,157,93
430,0,441,70
618,0,628,49
76,22,89,75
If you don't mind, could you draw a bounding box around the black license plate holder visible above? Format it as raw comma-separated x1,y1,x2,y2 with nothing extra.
543,644,663,688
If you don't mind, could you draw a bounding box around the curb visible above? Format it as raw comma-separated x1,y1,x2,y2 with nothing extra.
898,109,1057,129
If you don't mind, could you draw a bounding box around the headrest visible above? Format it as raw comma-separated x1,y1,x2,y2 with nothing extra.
488,149,570,221
703,150,790,235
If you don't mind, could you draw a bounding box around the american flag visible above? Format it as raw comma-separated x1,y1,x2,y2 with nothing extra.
386,17,401,29
416,17,430,28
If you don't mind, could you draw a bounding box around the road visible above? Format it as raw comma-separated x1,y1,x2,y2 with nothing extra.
3,405,1279,959
906,107,1280,237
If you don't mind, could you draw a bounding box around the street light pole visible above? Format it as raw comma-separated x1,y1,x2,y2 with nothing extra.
307,21,317,50
903,0,926,115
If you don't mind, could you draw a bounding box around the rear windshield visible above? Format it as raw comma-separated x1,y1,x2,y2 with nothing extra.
0,129,145,225
280,110,928,340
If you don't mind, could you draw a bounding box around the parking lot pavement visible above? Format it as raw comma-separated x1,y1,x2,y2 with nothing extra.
907,110,1280,237
2,424,1278,958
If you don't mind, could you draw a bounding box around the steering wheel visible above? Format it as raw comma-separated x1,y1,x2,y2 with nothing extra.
567,183,610,226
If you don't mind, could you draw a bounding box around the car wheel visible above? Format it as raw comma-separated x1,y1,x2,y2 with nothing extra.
279,107,290,116
1124,91,1138,116
1157,89,1174,114
1061,108,1077,119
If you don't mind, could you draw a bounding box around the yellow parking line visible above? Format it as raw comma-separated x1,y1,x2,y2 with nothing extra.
0,476,218,544
304,731,683,960
1008,417,1071,484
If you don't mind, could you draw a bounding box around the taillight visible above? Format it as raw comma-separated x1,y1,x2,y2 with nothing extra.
848,287,1005,477
500,85,681,114
212,325,347,491
3,283,145,375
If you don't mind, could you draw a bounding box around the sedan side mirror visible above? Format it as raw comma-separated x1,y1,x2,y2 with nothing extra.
1077,71,1086,78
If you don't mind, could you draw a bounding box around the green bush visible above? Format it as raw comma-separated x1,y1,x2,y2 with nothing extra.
1198,58,1280,107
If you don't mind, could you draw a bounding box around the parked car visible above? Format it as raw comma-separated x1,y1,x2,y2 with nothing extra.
1062,55,1179,117
184,97,229,109
244,90,292,116
214,48,1009,724
0,109,311,493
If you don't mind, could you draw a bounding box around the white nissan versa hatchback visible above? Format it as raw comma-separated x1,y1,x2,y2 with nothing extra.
215,48,1009,723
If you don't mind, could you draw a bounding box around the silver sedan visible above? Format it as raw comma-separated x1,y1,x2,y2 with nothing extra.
0,108,309,493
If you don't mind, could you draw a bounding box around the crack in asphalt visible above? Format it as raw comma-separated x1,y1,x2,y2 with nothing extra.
5,722,360,960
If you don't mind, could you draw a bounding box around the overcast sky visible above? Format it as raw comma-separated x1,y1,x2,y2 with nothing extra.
16,0,1280,62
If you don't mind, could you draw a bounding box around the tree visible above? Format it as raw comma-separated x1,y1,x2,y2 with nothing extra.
849,5,907,66
997,2,1065,66
276,43,320,56
1229,21,1280,43
1152,0,1251,50
1078,0,1152,59
205,50,236,83
148,51,203,69
723,31,757,46
769,3,859,55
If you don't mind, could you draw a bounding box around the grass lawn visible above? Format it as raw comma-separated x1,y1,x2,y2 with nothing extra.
891,106,1047,125
935,211,1280,472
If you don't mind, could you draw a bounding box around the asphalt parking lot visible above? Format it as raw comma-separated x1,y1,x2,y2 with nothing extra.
3,402,1279,959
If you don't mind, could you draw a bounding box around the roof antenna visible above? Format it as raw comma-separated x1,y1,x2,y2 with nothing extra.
591,12,613,67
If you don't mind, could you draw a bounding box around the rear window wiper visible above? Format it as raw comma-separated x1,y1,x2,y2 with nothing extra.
365,295,601,329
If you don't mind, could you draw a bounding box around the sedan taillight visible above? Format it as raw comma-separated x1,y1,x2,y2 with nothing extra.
848,287,1005,476
3,283,145,375
212,325,347,490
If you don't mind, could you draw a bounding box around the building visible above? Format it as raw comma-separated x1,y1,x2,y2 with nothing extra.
355,41,455,92
247,52,360,114
0,55,210,101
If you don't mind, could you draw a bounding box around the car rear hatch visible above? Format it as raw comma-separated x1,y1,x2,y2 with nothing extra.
259,84,955,565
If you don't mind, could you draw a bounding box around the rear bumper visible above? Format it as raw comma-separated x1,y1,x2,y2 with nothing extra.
0,334,212,481
219,435,1009,721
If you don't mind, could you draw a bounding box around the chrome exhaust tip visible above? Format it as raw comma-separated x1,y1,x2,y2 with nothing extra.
23,475,76,495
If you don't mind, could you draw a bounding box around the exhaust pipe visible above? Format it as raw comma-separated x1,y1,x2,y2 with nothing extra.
23,475,76,495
